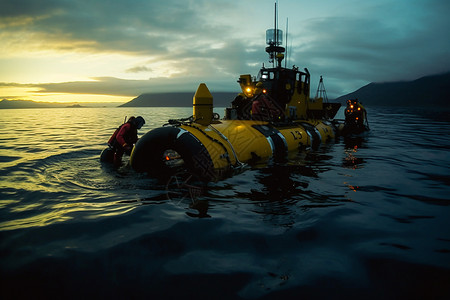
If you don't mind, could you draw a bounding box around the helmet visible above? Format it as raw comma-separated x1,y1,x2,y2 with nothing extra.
254,82,263,95
133,116,145,129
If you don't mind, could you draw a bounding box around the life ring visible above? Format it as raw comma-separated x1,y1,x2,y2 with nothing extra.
130,126,215,181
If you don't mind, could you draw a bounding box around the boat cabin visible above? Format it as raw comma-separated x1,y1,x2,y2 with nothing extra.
226,24,339,121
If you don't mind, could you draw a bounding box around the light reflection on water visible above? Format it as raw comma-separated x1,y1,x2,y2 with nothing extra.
0,106,450,298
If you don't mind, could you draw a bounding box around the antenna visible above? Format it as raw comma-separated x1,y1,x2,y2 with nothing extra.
274,2,277,47
285,18,288,68
265,1,285,67
276,1,279,35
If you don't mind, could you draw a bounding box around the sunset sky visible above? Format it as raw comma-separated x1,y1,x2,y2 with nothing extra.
1,0,449,103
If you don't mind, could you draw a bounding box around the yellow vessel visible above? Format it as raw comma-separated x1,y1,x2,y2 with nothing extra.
130,21,348,181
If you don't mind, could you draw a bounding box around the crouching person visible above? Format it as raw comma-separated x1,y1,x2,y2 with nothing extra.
108,116,145,167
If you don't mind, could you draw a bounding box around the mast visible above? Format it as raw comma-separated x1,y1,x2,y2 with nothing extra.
315,76,329,103
274,2,277,42
285,18,288,68
265,2,285,67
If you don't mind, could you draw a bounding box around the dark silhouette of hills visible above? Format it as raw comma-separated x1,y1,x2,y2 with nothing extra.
0,99,117,109
119,92,238,107
334,72,450,107
0,99,67,109
3,72,448,109
122,72,449,108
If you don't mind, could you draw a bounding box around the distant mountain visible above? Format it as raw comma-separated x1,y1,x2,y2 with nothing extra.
0,99,66,109
0,99,117,109
120,92,238,107
5,72,448,109
66,104,84,108
334,72,450,107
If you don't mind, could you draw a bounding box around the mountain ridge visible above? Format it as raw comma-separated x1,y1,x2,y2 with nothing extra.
0,99,119,109
333,72,450,107
119,92,238,108
2,72,448,109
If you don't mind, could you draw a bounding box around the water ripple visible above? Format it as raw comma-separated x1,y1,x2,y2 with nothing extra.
1,107,450,299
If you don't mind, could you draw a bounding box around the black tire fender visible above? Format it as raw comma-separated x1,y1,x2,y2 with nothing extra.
100,147,114,163
130,127,215,180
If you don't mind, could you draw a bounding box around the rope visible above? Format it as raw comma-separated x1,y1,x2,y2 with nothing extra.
184,123,233,167
164,115,247,172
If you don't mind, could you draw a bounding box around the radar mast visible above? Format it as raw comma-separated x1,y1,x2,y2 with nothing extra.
265,2,285,67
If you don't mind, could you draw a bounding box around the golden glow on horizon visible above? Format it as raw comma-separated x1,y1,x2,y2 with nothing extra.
0,30,166,103
27,94,130,103
0,87,37,100
0,86,129,103
0,47,186,103
0,51,151,82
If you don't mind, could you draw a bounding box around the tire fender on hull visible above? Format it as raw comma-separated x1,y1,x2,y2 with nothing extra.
130,126,215,180
100,147,114,163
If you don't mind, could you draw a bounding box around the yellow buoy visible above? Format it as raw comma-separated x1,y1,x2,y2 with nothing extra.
193,83,213,126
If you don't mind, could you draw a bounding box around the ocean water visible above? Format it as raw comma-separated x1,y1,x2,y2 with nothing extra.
0,106,449,299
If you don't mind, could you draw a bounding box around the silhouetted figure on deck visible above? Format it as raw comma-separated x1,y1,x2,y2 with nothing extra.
231,93,252,120
251,82,284,121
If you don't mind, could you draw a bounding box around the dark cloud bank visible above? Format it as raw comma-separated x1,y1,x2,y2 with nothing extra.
1,0,449,99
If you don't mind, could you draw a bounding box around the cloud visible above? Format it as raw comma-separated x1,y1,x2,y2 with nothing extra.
0,0,238,55
1,0,449,100
286,1,450,95
1,78,160,97
0,75,241,99
126,66,153,73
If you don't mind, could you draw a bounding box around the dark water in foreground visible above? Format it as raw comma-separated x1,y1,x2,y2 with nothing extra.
1,106,449,299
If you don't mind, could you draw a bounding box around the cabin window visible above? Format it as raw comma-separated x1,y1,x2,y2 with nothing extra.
260,70,269,80
296,73,305,83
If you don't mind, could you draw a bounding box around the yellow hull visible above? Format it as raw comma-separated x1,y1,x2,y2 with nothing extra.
183,119,335,168
130,119,336,181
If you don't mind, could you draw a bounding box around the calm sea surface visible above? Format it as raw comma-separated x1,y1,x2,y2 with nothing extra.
1,106,449,299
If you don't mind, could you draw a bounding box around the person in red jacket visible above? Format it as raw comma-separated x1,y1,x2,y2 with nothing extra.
108,116,145,167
